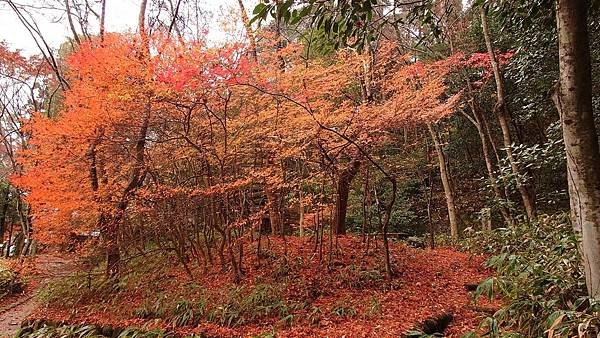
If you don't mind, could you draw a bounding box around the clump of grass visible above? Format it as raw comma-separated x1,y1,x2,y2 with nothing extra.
365,295,382,317
37,272,103,307
38,251,176,310
133,295,166,319
16,323,101,338
330,297,358,318
16,323,174,338
337,264,383,289
203,284,299,327
171,300,197,327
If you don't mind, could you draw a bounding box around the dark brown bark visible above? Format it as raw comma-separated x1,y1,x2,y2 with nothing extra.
0,186,9,244
334,160,360,235
167,0,183,37
64,0,81,45
16,194,29,238
425,140,435,248
138,0,148,36
86,129,103,191
4,221,13,258
104,97,150,276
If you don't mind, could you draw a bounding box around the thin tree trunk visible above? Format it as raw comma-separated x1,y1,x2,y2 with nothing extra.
425,139,435,249
427,123,460,239
105,91,150,277
99,0,106,40
464,81,513,225
554,0,600,298
167,0,183,37
381,179,396,280
102,0,151,278
139,0,148,36
299,189,304,236
64,0,81,44
0,186,9,244
481,5,536,219
265,187,282,236
361,167,370,243
236,0,258,62
4,222,14,258
256,220,262,265
16,194,29,239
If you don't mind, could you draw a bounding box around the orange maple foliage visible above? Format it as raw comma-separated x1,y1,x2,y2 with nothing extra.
12,33,466,256
14,34,153,242
5,29,500,337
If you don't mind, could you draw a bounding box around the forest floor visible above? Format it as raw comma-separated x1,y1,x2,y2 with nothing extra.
20,236,499,337
0,253,79,337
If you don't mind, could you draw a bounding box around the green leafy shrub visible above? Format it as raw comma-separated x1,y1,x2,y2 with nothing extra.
307,306,322,325
405,331,443,338
118,327,170,338
251,331,277,338
37,273,101,307
38,253,173,308
458,213,599,337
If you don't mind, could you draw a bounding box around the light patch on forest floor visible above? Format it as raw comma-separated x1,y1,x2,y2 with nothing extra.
0,254,78,337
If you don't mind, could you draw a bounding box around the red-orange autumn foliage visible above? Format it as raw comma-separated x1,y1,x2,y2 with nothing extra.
12,33,466,254
12,36,142,242
5,31,502,336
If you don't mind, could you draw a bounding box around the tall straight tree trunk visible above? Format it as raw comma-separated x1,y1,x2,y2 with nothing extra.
427,123,459,238
473,115,513,226
334,160,360,235
480,6,536,220
139,0,148,36
554,0,600,298
99,0,106,41
87,129,112,274
464,82,514,225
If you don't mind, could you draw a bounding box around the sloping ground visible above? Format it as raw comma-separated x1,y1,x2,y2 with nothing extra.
0,254,79,337
27,237,497,337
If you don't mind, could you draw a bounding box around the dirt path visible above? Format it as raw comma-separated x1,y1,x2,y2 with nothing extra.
0,254,79,338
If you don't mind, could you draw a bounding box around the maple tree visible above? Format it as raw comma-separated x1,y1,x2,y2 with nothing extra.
6,23,467,283
0,40,55,256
